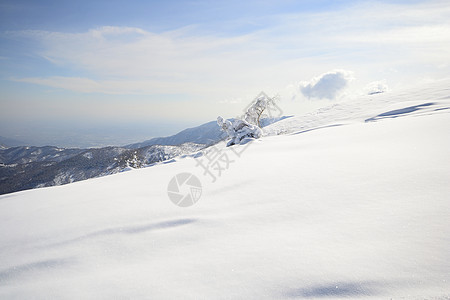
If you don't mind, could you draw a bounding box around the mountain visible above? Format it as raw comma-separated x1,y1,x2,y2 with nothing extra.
0,80,449,299
0,146,84,165
125,117,289,149
0,116,285,195
126,120,225,149
0,143,204,195
0,119,228,195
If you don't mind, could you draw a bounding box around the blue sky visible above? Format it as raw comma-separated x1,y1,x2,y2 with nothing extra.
0,1,360,32
1,0,449,147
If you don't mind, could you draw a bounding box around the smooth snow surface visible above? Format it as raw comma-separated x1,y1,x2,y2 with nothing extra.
1,80,450,299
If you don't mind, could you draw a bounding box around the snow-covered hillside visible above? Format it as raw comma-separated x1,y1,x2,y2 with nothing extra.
0,80,449,299
0,143,206,195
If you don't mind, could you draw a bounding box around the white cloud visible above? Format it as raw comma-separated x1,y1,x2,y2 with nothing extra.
4,1,450,123
8,0,450,98
299,70,354,100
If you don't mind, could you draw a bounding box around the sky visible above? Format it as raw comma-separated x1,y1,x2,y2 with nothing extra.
0,0,449,147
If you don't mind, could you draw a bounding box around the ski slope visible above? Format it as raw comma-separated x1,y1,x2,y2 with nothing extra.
1,80,450,299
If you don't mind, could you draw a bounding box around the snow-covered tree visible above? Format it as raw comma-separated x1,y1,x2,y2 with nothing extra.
244,92,276,128
217,116,262,147
216,92,280,146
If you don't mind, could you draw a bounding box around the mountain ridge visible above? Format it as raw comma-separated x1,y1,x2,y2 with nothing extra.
125,120,225,149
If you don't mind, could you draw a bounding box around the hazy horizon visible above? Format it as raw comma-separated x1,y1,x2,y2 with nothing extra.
0,118,205,148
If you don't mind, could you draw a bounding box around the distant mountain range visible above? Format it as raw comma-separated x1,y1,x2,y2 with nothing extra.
0,120,226,195
0,117,288,195
0,146,83,164
125,120,225,149
0,143,204,195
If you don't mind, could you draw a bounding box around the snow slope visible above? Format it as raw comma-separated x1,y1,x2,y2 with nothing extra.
0,80,449,299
